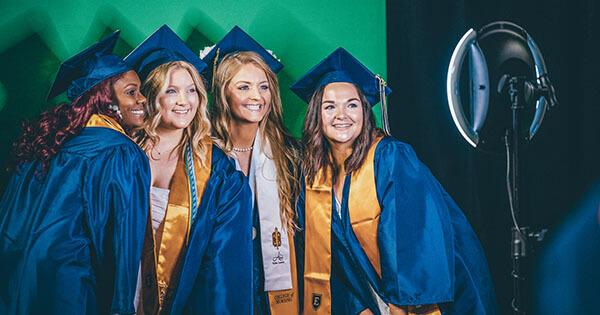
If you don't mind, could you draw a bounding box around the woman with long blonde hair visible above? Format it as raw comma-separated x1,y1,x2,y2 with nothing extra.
201,26,300,314
125,25,252,314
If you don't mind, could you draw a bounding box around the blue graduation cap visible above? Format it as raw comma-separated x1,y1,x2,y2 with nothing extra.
200,25,283,86
290,47,391,107
124,25,207,82
47,30,130,102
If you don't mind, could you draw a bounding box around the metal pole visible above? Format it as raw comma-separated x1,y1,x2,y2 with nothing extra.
508,77,525,315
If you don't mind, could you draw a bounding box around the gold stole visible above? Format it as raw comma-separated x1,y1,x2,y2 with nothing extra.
142,142,213,313
267,231,300,314
303,137,381,314
347,137,383,277
304,165,333,314
304,137,440,314
85,114,128,135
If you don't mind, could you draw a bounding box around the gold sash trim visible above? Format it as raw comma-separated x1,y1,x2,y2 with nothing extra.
85,114,127,135
304,167,333,314
348,137,383,276
268,231,300,314
303,137,382,314
143,141,213,312
407,305,442,315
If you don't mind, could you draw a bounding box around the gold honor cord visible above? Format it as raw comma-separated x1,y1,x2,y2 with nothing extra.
267,231,300,314
375,75,391,136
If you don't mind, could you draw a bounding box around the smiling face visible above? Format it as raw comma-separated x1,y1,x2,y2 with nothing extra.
226,63,271,125
156,67,199,131
113,70,147,128
320,82,364,148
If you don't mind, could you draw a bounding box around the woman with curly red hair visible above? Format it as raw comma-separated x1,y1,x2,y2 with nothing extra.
0,31,150,315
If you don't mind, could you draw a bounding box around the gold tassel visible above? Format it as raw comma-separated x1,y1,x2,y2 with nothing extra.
375,74,391,135
211,48,220,92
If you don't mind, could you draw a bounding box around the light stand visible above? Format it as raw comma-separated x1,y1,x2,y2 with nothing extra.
447,21,558,314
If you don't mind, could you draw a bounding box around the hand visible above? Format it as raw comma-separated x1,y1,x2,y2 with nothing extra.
358,308,375,315
389,304,409,315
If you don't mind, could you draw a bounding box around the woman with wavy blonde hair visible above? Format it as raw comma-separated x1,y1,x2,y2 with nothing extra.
201,26,300,314
125,25,252,315
138,60,211,165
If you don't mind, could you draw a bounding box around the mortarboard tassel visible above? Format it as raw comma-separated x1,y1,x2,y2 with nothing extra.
211,48,220,93
376,74,391,135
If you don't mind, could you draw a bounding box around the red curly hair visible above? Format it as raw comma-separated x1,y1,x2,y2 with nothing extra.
12,74,124,173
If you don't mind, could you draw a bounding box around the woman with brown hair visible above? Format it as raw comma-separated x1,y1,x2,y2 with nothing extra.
125,25,252,314
291,48,496,315
201,26,301,314
0,31,150,314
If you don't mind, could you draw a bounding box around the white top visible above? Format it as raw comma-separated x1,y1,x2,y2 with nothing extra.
234,131,293,292
150,186,170,233
369,284,391,315
335,196,342,218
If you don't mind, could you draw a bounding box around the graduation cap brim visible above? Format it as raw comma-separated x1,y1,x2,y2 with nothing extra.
124,24,207,82
290,47,391,106
201,25,283,87
47,31,128,101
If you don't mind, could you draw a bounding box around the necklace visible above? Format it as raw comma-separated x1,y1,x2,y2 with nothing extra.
152,144,178,159
232,146,253,152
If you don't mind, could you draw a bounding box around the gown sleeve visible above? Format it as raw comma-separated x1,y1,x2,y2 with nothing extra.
374,138,454,307
83,143,150,314
184,165,253,314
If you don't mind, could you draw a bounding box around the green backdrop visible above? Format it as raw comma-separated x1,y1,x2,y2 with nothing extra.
0,0,386,189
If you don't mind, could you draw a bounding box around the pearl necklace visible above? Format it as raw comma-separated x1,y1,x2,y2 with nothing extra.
232,146,253,152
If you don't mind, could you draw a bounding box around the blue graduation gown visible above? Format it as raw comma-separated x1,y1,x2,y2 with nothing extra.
0,126,150,315
169,146,253,315
297,136,496,314
253,208,269,313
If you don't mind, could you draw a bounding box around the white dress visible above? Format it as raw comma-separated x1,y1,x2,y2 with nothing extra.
150,186,170,232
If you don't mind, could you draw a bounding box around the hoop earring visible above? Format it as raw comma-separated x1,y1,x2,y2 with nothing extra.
108,104,123,119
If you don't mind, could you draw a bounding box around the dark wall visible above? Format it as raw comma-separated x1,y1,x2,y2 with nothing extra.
386,0,600,313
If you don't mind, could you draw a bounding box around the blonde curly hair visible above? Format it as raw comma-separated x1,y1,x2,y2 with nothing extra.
136,61,212,165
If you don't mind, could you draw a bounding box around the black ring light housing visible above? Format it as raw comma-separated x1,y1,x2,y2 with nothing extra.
447,21,558,153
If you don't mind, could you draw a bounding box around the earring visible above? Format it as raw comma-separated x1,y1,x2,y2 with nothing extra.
108,104,123,119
